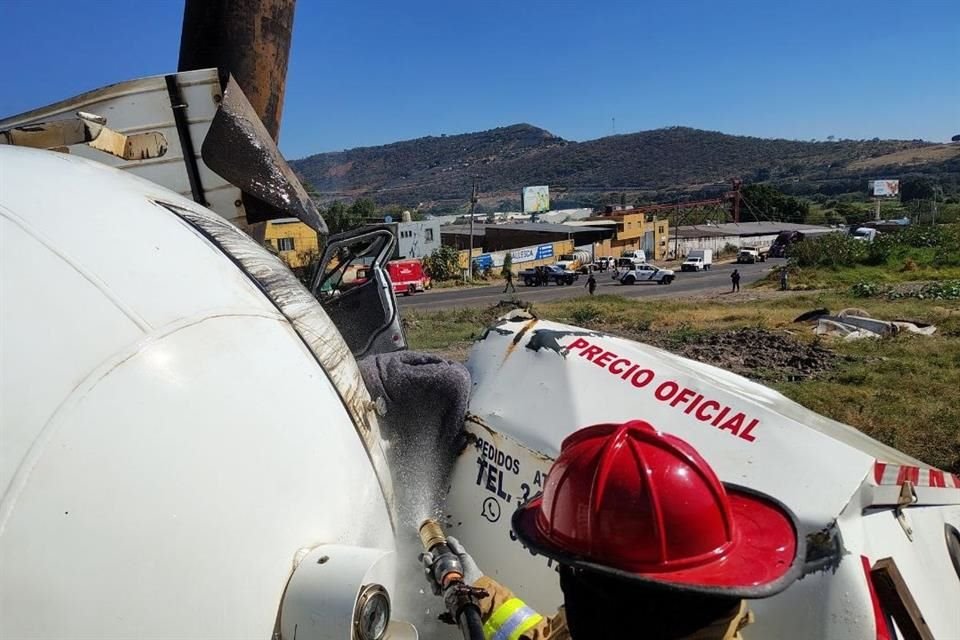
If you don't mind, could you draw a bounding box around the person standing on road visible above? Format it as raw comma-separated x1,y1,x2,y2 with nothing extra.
731,268,741,293
780,267,789,291
503,268,516,293
585,273,597,296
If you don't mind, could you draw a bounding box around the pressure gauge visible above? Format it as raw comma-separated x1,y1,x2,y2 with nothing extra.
354,583,390,640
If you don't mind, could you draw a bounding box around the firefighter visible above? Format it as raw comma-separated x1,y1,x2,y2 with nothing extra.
445,420,803,640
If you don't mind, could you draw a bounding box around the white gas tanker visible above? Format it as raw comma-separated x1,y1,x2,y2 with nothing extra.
2,70,959,640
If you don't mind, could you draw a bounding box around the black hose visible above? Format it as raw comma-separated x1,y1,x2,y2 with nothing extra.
457,605,485,640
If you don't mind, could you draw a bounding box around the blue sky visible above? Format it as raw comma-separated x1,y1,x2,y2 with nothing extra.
1,0,957,158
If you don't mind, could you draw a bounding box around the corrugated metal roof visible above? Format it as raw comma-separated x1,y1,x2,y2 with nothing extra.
485,222,612,234
440,225,486,236
674,222,836,238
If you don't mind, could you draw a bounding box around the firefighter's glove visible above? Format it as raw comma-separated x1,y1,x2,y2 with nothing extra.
419,551,443,596
447,536,483,584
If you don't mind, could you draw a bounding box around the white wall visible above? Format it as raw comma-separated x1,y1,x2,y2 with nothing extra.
396,220,441,258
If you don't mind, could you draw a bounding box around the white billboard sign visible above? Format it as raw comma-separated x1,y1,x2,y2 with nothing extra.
522,185,550,213
870,180,900,197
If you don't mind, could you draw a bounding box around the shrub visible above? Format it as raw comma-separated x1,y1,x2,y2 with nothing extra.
571,304,602,324
851,281,888,298
789,232,866,268
423,245,462,281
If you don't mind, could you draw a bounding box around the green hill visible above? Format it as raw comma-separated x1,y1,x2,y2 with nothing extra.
290,125,960,213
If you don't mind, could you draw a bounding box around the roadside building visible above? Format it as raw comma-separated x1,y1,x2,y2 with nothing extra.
389,219,440,259
440,224,486,251
672,222,836,257
573,207,671,261
248,217,320,268
482,222,615,252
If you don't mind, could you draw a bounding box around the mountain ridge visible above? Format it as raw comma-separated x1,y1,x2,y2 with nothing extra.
290,124,960,212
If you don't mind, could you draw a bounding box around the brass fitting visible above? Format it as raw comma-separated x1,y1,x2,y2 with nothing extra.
418,518,447,552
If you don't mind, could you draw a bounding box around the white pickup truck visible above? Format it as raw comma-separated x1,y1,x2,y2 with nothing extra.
617,263,676,285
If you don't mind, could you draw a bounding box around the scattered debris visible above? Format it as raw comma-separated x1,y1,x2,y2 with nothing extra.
801,308,937,341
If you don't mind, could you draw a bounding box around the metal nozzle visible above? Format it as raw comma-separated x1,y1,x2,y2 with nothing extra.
419,518,447,552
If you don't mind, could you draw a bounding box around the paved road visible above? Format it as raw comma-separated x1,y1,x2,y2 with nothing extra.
399,259,786,311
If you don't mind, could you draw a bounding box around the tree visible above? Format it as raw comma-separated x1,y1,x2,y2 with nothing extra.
501,252,513,278
422,245,461,281
900,176,936,203
348,197,377,219
952,134,960,143
741,184,809,223
324,201,362,234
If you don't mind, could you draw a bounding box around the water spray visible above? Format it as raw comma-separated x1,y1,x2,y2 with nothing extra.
418,518,487,640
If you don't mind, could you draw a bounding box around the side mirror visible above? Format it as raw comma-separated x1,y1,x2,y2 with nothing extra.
312,227,407,358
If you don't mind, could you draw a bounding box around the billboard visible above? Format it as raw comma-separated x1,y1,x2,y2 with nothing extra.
870,180,900,197
473,244,555,269
521,185,550,213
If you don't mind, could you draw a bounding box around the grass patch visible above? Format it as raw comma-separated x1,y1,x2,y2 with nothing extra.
757,262,960,290
405,292,960,472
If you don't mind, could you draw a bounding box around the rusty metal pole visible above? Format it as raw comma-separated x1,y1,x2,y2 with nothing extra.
178,0,296,143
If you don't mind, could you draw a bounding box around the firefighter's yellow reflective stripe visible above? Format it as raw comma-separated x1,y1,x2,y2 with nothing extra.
483,597,544,640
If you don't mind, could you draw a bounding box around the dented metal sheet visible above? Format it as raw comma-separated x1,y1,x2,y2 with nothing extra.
163,200,394,521
201,75,327,233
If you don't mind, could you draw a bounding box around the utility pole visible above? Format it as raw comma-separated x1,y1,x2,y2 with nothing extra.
674,198,681,260
467,177,479,281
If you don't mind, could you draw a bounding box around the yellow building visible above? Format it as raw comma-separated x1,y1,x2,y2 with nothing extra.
587,211,670,261
248,218,321,269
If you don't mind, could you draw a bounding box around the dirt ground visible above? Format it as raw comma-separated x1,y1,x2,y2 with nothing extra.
638,327,839,383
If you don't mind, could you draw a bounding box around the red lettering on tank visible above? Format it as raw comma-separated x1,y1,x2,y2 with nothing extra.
594,350,617,368
582,345,603,361
670,387,697,408
608,358,630,375
739,419,759,442
630,369,654,388
563,339,759,443
711,406,731,427
695,400,721,422
718,412,746,435
684,394,705,414
655,381,680,401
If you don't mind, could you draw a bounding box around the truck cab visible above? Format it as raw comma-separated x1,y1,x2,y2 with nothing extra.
737,246,768,263
682,249,713,272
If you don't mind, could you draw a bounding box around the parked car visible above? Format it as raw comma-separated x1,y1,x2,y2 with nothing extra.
520,264,579,286
681,249,713,272
387,258,430,295
851,227,879,242
618,263,675,285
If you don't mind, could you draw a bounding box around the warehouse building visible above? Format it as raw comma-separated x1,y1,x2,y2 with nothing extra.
670,222,836,258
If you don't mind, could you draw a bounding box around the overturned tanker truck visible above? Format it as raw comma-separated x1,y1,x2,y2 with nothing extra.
2,13,960,640
3,67,960,640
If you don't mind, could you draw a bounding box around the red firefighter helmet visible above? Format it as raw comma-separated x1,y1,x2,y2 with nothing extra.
512,420,803,597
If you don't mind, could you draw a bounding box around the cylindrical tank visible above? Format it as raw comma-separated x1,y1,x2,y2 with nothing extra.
0,146,394,638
